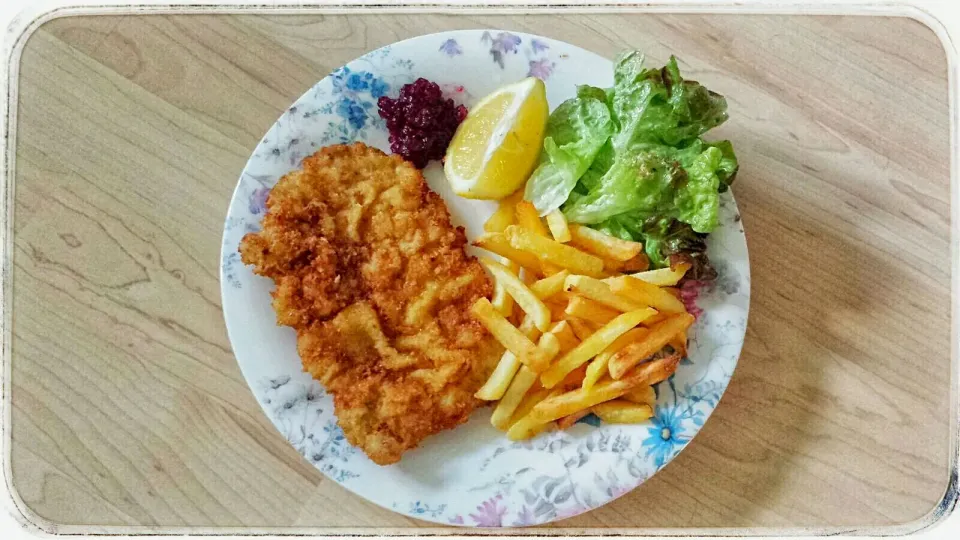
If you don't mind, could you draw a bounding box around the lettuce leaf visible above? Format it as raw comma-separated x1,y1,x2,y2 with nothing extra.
524,92,614,214
558,52,738,275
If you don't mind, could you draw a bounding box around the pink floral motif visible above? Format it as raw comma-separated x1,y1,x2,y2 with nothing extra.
527,58,556,80
469,494,507,527
679,280,707,319
449,515,465,525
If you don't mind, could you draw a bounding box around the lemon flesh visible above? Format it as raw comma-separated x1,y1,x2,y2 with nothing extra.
444,78,549,200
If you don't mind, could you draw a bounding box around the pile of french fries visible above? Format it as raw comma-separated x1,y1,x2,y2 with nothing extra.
470,196,695,441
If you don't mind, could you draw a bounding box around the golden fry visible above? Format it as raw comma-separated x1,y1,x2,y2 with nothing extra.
515,201,551,237
473,232,544,274
531,332,561,373
608,275,687,314
545,210,572,243
491,366,538,430
556,409,591,430
548,320,580,355
476,314,542,400
515,201,562,275
566,317,597,341
641,311,669,327
564,275,646,313
471,298,547,370
530,361,663,423
508,387,551,427
621,253,650,272
592,400,654,423
529,270,569,300
623,385,656,406
608,314,694,379
490,258,521,317
506,411,552,441
504,225,604,277
484,190,523,233
621,263,691,287
540,308,656,388
475,350,522,401
547,300,568,322
582,327,650,391
568,224,644,261
669,330,688,358
482,258,552,332
565,296,621,325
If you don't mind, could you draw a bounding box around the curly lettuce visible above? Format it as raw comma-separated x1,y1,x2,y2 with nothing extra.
524,88,614,214
556,51,738,279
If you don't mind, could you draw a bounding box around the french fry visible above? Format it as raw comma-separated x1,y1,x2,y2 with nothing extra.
556,409,591,430
565,274,646,313
592,400,654,424
475,315,540,400
547,300,568,321
504,225,604,277
515,201,562,275
663,287,681,299
491,366,539,429
490,258,521,317
475,351,522,401
565,296,621,325
608,314,694,379
623,385,656,406
621,253,650,273
608,275,687,314
531,332,561,373
640,311,669,327
545,210,572,243
669,330,688,358
569,224,644,261
515,201,551,237
566,317,597,341
481,258,552,332
558,365,588,390
621,263,691,287
540,308,657,388
548,320,580,355
531,358,673,423
582,327,650,391
529,270,569,300
471,298,548,370
506,410,553,441
484,190,523,233
623,353,682,387
473,233,544,274
507,387,551,427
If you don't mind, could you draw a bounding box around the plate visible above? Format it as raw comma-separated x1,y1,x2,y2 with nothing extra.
219,30,750,527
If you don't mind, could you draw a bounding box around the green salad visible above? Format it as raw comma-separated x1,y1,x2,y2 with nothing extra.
524,51,738,281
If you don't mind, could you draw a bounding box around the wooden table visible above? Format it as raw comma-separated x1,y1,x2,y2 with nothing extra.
5,11,954,534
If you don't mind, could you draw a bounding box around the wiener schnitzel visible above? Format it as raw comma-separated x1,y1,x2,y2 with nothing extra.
239,143,501,465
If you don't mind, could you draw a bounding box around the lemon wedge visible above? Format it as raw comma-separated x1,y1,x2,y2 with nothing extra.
444,77,549,200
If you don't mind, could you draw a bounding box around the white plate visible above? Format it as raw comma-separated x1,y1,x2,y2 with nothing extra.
219,30,750,527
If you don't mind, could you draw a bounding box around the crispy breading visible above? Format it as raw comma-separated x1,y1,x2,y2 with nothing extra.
239,143,501,465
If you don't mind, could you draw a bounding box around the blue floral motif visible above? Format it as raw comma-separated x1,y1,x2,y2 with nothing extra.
531,39,549,53
336,97,369,130
439,38,463,56
642,404,691,469
482,31,522,68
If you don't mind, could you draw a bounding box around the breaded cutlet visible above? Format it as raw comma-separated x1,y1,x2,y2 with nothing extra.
239,143,501,465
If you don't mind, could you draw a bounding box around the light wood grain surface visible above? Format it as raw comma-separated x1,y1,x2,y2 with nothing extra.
5,12,953,533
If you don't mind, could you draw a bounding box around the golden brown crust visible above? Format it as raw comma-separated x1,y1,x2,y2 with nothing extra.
239,143,500,465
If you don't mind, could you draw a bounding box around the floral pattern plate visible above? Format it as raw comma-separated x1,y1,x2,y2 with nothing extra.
220,30,750,527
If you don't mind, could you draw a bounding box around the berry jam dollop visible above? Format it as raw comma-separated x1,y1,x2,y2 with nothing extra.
377,78,468,169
